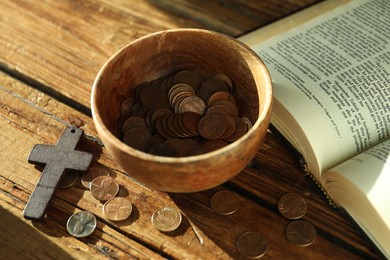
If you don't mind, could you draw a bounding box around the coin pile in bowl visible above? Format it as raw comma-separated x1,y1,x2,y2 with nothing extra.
118,70,253,157
91,29,272,192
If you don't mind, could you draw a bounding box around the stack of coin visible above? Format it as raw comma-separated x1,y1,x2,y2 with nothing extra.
277,193,317,246
118,70,253,156
81,167,133,222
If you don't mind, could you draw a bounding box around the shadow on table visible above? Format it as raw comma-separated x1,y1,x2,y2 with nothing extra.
0,205,73,259
169,188,246,259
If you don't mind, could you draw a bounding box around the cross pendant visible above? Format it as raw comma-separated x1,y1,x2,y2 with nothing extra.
23,127,93,220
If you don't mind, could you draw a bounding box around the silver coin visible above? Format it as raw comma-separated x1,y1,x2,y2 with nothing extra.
66,211,97,237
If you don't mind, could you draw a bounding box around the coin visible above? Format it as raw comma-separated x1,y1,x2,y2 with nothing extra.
203,139,229,152
285,220,317,246
103,197,133,221
81,167,111,189
66,211,96,238
278,193,308,219
177,96,206,115
90,175,119,201
172,70,201,91
151,207,182,232
121,116,147,134
236,231,268,259
59,171,79,188
198,114,227,140
210,190,240,215
120,97,137,115
123,126,151,152
199,77,230,101
117,71,253,158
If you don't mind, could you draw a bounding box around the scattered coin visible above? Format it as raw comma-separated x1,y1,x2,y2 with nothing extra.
236,231,268,259
210,190,240,215
90,175,119,201
103,197,133,221
81,167,111,189
278,193,308,219
67,211,97,238
58,171,79,188
151,207,182,232
285,220,317,246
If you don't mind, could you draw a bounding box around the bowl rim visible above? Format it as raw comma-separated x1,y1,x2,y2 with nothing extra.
91,28,272,164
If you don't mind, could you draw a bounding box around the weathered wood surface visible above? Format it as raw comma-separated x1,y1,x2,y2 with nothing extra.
0,0,384,259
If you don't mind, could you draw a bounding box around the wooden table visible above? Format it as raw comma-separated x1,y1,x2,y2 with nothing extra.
0,0,384,259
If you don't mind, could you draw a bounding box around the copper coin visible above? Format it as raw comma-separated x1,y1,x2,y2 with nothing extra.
241,116,253,131
236,231,268,259
172,70,201,91
151,207,182,232
172,92,193,114
168,83,194,105
208,100,238,117
178,96,206,115
154,114,172,139
123,127,151,152
103,197,133,221
67,211,96,238
147,134,166,148
120,97,137,115
219,116,236,139
199,78,230,101
278,193,308,220
207,91,236,106
210,190,240,215
203,139,229,153
164,138,187,157
148,142,178,157
81,167,111,189
150,108,173,130
180,138,203,156
224,117,247,142
285,220,317,246
181,112,201,136
198,114,227,140
121,116,147,134
90,175,119,201
213,73,233,92
59,171,79,188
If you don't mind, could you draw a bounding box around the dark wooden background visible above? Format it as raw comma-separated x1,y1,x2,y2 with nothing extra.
0,0,384,259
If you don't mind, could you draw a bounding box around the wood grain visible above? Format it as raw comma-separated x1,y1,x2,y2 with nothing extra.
0,73,381,259
0,0,384,258
0,0,322,112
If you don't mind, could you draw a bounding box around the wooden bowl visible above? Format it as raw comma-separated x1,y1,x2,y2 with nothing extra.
91,29,272,192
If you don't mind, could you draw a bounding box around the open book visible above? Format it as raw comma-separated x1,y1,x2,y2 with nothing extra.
239,0,390,257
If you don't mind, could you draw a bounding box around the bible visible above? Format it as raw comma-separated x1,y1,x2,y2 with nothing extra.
239,0,389,257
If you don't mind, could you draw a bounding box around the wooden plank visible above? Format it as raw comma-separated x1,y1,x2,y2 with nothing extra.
0,0,322,112
147,0,323,36
0,73,381,258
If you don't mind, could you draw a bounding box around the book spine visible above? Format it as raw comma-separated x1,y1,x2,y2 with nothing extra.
299,158,337,208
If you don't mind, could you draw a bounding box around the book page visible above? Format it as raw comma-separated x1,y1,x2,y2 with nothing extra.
245,0,390,174
322,138,390,257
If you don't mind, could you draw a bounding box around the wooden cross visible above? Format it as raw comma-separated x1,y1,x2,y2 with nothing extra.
24,127,93,220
